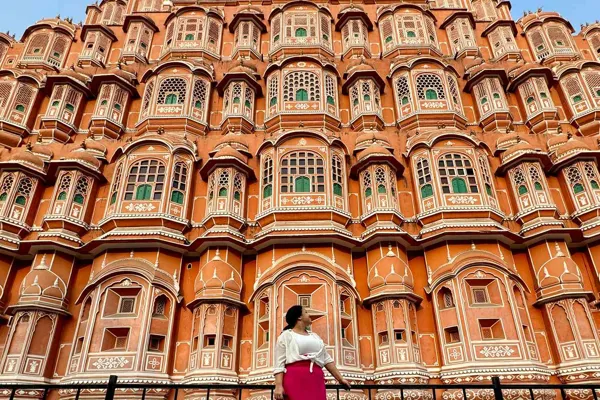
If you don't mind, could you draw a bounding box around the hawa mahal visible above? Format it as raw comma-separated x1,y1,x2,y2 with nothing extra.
2,0,600,398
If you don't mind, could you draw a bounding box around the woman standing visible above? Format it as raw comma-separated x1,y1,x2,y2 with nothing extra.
273,305,351,400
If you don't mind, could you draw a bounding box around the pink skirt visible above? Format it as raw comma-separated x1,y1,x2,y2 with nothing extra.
282,360,327,400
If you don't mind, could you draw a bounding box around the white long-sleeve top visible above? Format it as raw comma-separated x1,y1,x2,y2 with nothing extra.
273,329,334,375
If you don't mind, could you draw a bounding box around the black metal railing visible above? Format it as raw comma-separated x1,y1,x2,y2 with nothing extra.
1,377,600,400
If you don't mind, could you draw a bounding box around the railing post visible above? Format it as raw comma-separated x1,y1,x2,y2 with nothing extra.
492,376,503,400
105,375,118,400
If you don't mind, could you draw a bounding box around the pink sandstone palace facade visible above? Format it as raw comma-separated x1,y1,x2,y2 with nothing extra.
3,0,600,398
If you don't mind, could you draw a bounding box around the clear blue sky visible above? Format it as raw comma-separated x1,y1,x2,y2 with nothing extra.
0,0,597,39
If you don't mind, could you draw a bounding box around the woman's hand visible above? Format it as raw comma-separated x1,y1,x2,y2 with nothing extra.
274,384,285,400
339,378,351,391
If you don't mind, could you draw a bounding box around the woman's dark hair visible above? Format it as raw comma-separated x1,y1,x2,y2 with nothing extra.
283,305,304,331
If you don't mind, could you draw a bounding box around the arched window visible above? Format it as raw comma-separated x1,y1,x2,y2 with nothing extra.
416,74,446,101
479,156,495,197
447,75,463,112
425,89,438,100
332,155,344,197
171,162,188,205
14,177,33,208
566,166,585,195
157,78,187,105
295,176,310,192
325,74,336,107
74,177,90,206
124,159,166,201
267,74,279,114
438,287,455,308
547,25,571,48
529,166,545,192
110,164,123,205
416,158,433,199
153,296,167,316
262,157,273,198
295,28,307,37
56,174,72,203
584,162,600,189
218,170,230,197
166,94,178,104
280,151,325,193
0,174,14,207
25,33,50,56
375,168,387,194
296,89,308,101
192,79,209,118
395,75,412,115
584,71,600,99
284,71,320,102
49,36,69,64
438,153,478,194
362,171,372,198
233,173,243,203
561,75,586,111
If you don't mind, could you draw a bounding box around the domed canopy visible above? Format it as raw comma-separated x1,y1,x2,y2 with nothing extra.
518,11,575,33
211,134,251,157
216,61,263,96
342,59,385,95
547,134,570,153
214,145,248,163
229,5,267,33
193,251,243,306
200,141,255,180
496,136,550,174
62,147,103,171
21,17,77,41
364,246,420,305
506,64,554,92
357,144,392,162
548,134,599,169
90,65,139,97
8,146,46,174
350,144,404,178
335,4,373,32
354,131,392,154
496,133,522,152
45,67,92,97
463,59,510,92
13,255,68,314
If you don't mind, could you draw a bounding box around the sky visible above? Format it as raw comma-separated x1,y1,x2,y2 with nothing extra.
0,0,597,39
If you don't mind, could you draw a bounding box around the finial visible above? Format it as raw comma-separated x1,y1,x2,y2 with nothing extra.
386,244,395,257
555,242,564,257
25,142,33,151
39,254,47,269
